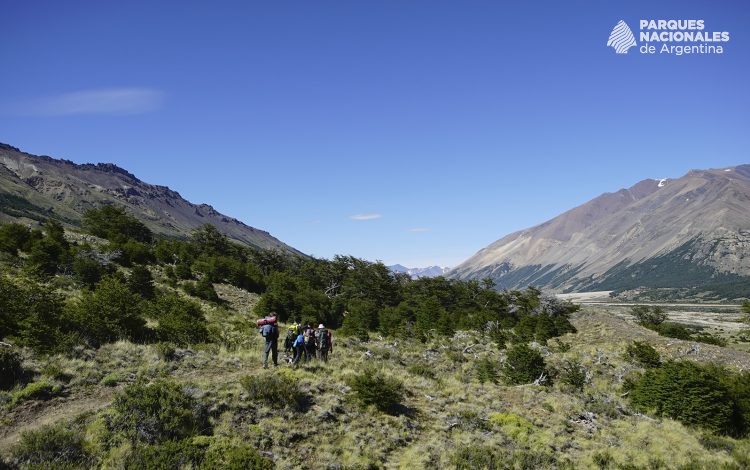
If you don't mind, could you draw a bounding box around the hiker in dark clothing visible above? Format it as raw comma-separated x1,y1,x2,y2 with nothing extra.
260,321,279,368
317,324,332,362
304,324,317,362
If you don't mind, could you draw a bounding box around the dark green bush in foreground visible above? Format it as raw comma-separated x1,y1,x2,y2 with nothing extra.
110,381,209,444
153,293,209,345
125,439,204,470
628,361,750,436
626,341,661,368
11,422,91,468
0,347,24,390
503,343,547,385
241,373,304,410
347,369,405,414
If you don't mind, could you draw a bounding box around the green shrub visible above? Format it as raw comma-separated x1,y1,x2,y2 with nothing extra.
631,305,667,325
502,343,547,385
629,361,740,435
474,357,499,384
692,332,727,347
125,439,204,470
183,276,220,303
72,254,108,288
240,373,304,410
152,293,209,345
449,444,557,469
0,222,32,255
11,422,91,468
68,276,147,347
654,322,693,340
407,361,436,379
558,360,587,391
201,438,274,469
346,369,405,414
110,381,209,444
0,276,72,354
12,381,62,405
128,265,155,299
0,346,24,390
83,206,153,244
626,341,661,368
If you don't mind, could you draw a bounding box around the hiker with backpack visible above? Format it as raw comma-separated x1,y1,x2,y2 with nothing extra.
259,316,279,368
291,329,306,366
316,324,333,362
304,324,317,362
284,321,300,357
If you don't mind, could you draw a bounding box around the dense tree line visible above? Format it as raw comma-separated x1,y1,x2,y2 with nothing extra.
1,207,579,356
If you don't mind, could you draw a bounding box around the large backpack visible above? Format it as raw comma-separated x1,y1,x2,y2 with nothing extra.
261,324,277,339
317,329,329,350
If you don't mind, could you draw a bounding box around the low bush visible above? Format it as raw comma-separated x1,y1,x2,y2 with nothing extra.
12,381,62,405
68,276,147,347
240,373,304,410
628,361,749,436
125,439,204,470
0,346,24,390
406,361,436,379
152,293,209,345
502,343,547,385
474,357,499,384
11,422,91,468
201,438,274,469
626,341,661,368
558,360,587,391
110,381,210,444
347,369,405,414
631,305,667,325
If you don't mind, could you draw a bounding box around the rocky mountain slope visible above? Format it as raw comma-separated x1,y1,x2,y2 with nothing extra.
450,165,750,296
0,142,300,253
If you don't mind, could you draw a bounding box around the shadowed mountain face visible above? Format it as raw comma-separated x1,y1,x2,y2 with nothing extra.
450,165,750,296
0,142,301,254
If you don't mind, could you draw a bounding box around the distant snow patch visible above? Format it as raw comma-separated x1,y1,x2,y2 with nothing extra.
657,178,667,187
725,169,732,172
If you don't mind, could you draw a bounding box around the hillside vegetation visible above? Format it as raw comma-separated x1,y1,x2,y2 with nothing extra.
2,209,750,468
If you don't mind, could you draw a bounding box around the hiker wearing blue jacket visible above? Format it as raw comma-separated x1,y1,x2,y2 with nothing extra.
291,331,305,366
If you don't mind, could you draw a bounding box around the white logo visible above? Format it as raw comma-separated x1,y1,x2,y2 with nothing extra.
607,20,637,54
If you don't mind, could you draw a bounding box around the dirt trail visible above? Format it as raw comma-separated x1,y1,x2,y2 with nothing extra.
0,388,115,457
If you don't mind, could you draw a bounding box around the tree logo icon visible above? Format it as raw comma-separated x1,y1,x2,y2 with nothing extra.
607,20,637,54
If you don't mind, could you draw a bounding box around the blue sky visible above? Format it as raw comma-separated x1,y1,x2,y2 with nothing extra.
1,1,748,267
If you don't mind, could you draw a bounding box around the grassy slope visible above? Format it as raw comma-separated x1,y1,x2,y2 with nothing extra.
3,271,750,468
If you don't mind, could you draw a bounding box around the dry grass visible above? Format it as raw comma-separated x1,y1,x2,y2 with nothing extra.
4,296,750,468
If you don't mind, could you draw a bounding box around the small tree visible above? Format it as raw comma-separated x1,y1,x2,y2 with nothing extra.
631,305,667,325
69,276,146,347
626,341,661,368
128,265,155,299
502,343,547,385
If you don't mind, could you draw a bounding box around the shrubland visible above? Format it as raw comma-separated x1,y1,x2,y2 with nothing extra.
2,213,750,468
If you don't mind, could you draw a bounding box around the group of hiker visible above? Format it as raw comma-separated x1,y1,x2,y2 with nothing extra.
258,314,333,368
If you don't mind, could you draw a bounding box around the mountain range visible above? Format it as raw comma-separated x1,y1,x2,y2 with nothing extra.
388,264,451,279
450,165,750,298
0,142,300,254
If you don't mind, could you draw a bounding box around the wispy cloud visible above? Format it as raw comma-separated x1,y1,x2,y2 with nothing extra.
407,227,430,232
19,88,165,116
349,213,382,221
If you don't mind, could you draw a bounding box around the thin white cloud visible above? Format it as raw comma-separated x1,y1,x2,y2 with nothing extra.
407,227,430,232
20,88,164,116
349,213,382,221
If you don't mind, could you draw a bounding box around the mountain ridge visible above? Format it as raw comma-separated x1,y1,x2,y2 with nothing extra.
0,142,301,254
450,165,750,297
